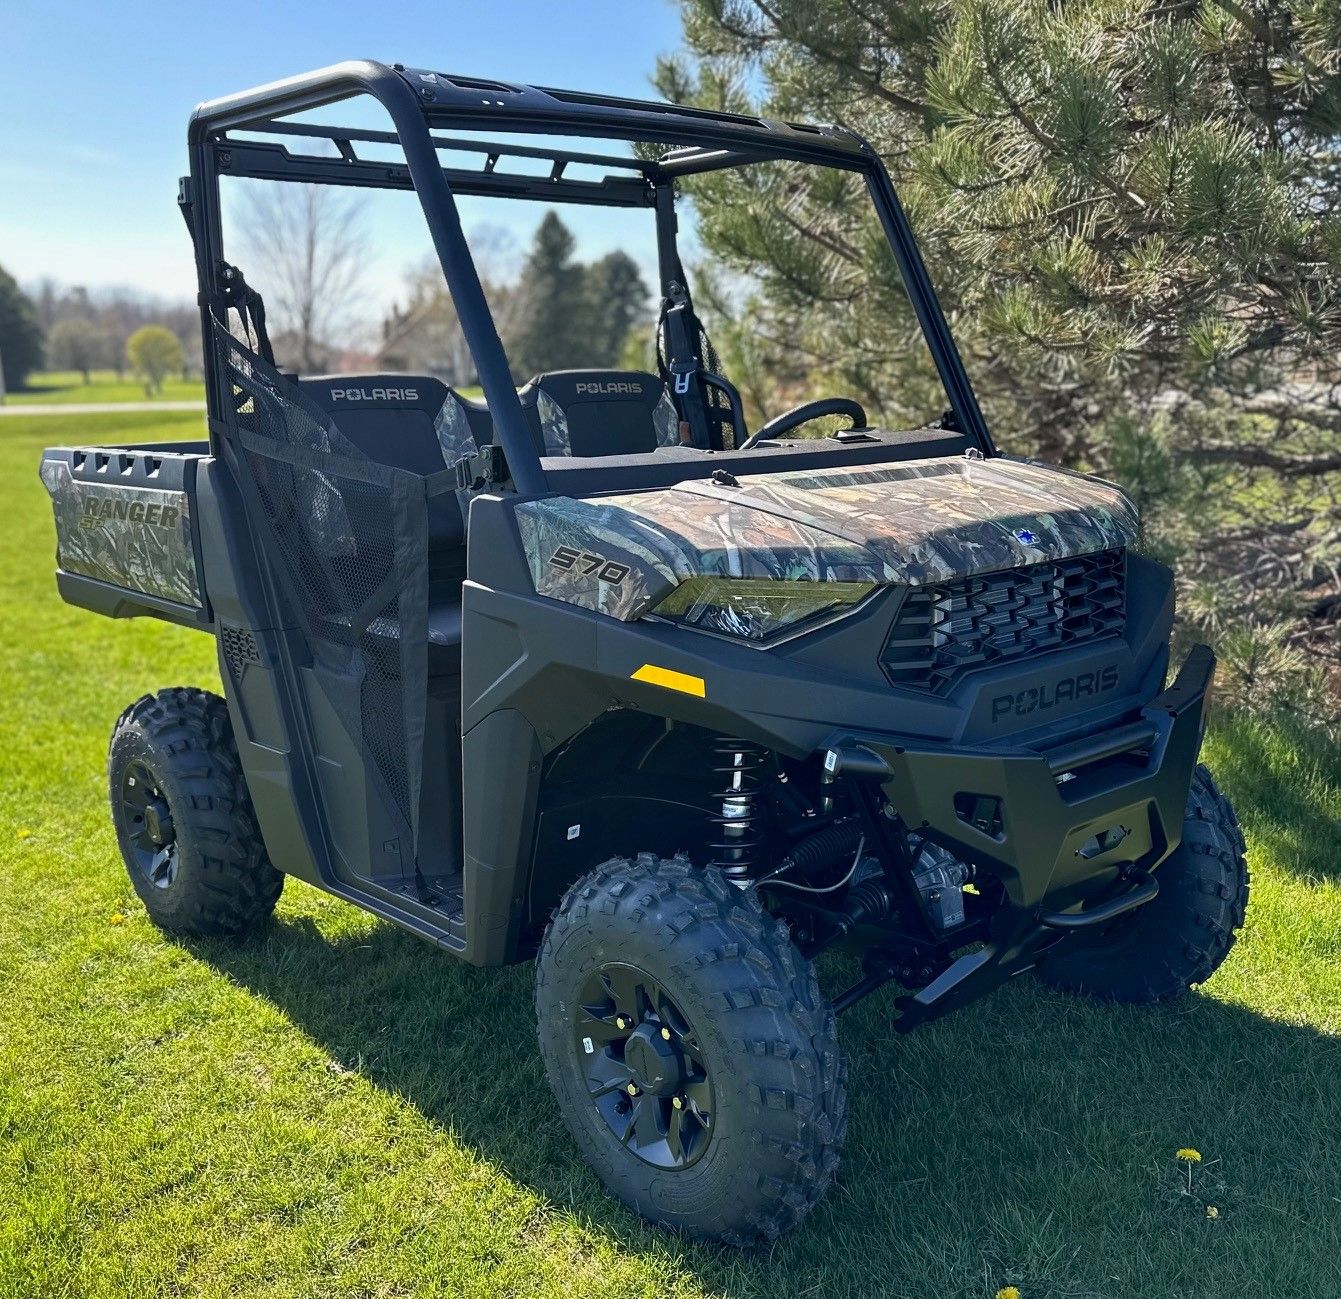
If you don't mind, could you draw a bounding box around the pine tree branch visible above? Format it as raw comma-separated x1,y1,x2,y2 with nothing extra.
1185,444,1341,476
748,0,929,115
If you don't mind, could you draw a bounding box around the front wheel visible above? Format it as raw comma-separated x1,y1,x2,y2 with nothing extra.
535,854,846,1245
1036,764,1249,1002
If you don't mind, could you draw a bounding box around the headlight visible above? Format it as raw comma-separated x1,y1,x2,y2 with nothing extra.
646,577,877,643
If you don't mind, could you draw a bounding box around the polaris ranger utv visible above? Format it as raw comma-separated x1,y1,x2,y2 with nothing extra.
42,61,1249,1244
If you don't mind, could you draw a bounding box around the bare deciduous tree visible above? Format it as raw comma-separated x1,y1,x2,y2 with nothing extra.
379,225,525,384
233,182,368,372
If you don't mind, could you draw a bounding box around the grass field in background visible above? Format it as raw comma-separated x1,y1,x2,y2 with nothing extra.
10,369,205,404
1,410,1339,1299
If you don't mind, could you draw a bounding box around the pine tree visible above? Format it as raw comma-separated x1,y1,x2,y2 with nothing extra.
663,0,1341,712
586,251,651,367
510,212,592,376
0,264,44,392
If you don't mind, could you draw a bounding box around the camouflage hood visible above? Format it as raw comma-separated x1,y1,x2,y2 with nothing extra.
516,453,1140,622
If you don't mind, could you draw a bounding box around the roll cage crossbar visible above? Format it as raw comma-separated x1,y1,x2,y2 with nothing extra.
183,59,994,495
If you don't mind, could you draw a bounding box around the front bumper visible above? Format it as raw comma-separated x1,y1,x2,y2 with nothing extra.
837,644,1215,1030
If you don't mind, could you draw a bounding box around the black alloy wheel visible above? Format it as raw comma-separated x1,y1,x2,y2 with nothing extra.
575,962,715,1169
108,688,283,936
118,758,179,889
535,853,846,1244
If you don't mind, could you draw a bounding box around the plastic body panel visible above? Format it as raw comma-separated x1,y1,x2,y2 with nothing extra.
40,445,209,622
456,493,1194,967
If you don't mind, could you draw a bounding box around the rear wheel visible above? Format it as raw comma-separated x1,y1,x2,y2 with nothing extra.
108,688,283,936
535,854,846,1245
1036,765,1249,1002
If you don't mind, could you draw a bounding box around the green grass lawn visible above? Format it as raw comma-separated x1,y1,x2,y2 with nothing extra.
2,411,1340,1299
10,370,205,405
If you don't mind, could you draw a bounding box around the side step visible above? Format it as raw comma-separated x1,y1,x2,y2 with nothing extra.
321,868,468,954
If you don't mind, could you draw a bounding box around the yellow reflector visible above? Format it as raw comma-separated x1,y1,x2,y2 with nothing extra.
631,664,706,698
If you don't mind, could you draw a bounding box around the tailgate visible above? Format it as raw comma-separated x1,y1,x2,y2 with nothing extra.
40,445,208,622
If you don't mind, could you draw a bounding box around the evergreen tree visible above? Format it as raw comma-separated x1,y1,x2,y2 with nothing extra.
0,264,44,392
510,211,592,376
663,0,1341,714
586,251,651,367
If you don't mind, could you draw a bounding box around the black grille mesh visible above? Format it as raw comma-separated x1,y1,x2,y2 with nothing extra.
219,624,261,683
880,550,1126,694
214,327,430,854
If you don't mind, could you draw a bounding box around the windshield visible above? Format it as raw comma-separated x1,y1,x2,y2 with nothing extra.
205,82,972,485
676,159,945,437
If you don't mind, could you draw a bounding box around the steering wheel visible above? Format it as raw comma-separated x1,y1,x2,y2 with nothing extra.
737,397,869,451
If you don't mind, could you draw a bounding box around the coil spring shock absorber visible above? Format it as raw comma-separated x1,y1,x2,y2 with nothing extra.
708,736,767,884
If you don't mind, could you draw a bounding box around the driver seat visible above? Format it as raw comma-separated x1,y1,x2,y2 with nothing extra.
517,370,683,457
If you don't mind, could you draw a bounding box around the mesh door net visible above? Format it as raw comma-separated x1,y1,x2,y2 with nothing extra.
214,325,445,865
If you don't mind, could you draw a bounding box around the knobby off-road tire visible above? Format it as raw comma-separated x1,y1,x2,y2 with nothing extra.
1036,764,1249,1002
108,687,283,936
535,854,846,1245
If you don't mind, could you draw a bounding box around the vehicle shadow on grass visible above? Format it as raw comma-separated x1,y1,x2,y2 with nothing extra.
190,912,1341,1299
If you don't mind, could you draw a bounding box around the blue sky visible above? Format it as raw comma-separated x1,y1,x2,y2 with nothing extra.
2,0,687,305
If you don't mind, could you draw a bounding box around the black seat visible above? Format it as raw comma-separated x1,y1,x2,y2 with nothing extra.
517,370,682,458
297,374,485,546
297,374,485,675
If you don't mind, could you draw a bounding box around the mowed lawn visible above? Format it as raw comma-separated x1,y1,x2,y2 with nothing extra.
2,411,1340,1299
9,370,205,405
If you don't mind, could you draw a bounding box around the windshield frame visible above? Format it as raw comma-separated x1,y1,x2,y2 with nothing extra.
186,60,995,493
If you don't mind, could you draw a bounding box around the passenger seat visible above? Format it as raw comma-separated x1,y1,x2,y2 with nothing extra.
517,370,682,457
297,374,486,675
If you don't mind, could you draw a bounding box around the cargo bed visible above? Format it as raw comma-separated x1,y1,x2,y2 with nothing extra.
40,441,212,629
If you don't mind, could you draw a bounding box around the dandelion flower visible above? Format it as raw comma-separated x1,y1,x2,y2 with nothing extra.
996,1289,1021,1299
1206,1205,1220,1219
110,912,127,925
1176,1148,1202,1163
17,828,31,840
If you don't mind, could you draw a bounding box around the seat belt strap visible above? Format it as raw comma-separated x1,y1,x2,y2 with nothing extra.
217,262,275,367
660,286,714,448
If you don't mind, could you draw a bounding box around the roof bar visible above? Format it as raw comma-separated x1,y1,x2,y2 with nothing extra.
239,119,660,176
218,140,655,207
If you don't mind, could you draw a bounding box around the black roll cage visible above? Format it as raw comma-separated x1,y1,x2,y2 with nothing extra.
183,59,995,496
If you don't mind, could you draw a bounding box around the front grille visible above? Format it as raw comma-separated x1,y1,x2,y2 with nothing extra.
879,549,1126,694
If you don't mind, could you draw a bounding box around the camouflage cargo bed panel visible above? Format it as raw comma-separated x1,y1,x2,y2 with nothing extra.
41,447,203,609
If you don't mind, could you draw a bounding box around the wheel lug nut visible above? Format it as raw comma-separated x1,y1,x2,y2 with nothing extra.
626,1082,639,1096
659,1026,672,1041
615,1015,630,1030
672,1095,684,1110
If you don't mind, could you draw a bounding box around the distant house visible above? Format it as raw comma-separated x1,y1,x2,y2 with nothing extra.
375,296,477,384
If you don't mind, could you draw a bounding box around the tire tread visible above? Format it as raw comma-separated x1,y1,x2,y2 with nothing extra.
109,687,282,936
535,854,846,1245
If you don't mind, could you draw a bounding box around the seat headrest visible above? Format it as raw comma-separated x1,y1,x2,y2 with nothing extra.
532,371,664,409
296,374,480,472
300,374,449,415
519,370,682,457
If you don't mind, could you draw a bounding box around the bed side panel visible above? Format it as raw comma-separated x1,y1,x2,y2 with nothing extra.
40,445,207,618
